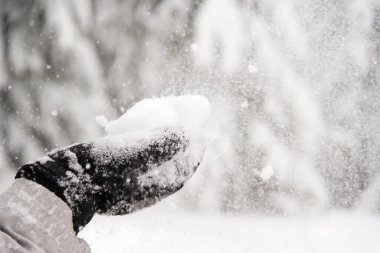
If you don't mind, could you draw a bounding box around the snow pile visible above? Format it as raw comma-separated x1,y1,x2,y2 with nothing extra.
103,95,211,135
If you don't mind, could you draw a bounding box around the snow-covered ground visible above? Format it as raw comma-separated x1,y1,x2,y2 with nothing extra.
80,204,380,253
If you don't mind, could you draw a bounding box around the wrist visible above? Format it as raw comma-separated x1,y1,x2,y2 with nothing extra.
16,158,96,233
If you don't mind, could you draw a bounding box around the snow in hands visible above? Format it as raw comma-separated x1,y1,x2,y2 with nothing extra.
94,94,212,209
103,95,211,135
17,95,211,231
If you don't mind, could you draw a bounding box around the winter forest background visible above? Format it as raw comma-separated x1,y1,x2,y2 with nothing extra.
1,0,380,221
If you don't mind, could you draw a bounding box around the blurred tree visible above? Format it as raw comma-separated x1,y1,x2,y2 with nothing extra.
1,0,380,214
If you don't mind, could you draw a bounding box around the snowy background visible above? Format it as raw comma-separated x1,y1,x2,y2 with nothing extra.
1,0,380,252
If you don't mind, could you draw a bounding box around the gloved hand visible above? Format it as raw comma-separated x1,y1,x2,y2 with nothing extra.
15,127,203,233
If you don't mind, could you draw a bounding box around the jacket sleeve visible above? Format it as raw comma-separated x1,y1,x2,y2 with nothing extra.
0,179,91,253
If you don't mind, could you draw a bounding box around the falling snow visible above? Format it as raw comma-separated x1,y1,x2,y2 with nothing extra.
1,0,380,252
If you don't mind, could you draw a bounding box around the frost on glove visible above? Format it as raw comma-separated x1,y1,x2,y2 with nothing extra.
15,127,203,233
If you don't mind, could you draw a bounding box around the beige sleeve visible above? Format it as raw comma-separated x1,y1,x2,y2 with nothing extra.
0,179,91,253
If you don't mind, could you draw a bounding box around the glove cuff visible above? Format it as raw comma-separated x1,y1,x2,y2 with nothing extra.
15,159,96,233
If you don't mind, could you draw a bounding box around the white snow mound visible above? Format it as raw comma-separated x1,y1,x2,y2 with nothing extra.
105,95,211,135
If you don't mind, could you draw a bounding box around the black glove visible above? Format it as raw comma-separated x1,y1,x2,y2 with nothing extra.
15,127,203,233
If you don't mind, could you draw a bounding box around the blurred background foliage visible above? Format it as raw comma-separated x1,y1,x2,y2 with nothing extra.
1,0,380,214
